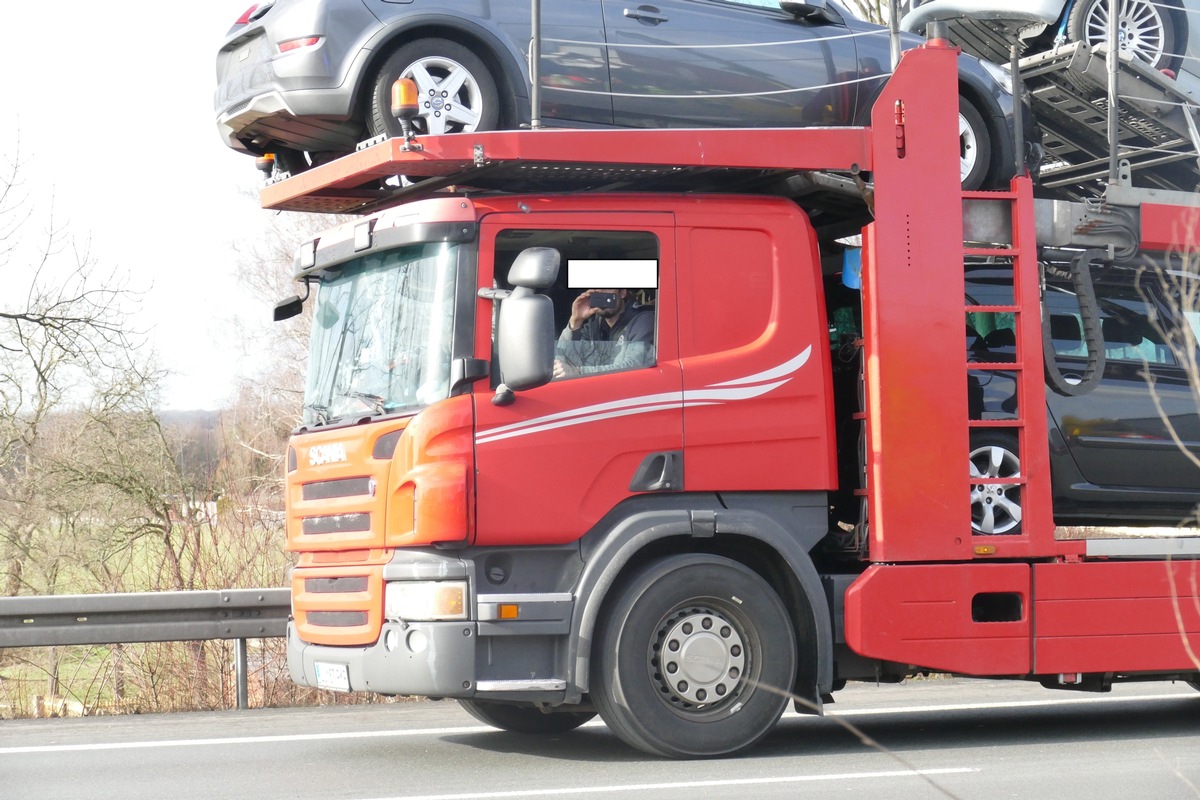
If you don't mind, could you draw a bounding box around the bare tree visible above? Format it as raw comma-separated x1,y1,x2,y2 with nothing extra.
0,143,147,599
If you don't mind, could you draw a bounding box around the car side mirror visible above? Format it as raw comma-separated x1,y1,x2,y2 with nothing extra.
780,0,844,24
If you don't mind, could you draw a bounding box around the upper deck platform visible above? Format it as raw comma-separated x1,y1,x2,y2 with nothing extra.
259,126,875,231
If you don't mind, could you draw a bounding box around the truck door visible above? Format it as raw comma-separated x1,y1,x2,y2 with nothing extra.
473,213,682,547
600,0,860,129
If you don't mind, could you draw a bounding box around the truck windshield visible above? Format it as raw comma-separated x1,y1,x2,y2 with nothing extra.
303,242,459,426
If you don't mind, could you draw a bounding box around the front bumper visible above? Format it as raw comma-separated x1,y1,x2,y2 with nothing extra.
288,619,477,696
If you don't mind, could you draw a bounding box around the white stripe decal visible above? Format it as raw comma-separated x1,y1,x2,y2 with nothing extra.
477,349,811,445
710,346,812,387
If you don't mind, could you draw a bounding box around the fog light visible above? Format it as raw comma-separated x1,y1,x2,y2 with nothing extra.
407,629,429,654
384,628,400,652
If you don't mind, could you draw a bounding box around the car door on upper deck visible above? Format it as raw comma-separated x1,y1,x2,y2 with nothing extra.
485,0,615,126
601,0,861,128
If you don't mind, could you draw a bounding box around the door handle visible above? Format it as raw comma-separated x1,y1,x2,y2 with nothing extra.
629,450,683,492
624,6,669,23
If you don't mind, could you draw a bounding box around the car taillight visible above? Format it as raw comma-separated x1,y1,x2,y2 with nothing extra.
278,36,322,54
234,0,274,25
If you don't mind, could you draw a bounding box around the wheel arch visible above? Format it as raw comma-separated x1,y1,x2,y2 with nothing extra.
566,497,833,709
352,15,531,130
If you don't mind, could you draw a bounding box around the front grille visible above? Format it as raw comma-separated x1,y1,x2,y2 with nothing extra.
302,513,371,535
306,611,369,628
303,477,373,501
304,576,369,594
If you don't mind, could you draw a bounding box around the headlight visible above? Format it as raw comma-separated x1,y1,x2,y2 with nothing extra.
384,580,469,621
979,59,1013,95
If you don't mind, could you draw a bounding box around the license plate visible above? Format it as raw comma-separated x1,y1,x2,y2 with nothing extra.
314,661,350,692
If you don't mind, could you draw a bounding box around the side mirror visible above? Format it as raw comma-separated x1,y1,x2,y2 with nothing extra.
273,280,311,322
273,295,304,322
497,287,555,392
780,0,843,24
508,246,560,289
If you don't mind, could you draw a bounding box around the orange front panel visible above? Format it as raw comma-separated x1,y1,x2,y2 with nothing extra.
844,563,1032,675
1034,561,1200,674
385,395,474,547
287,420,409,552
291,564,386,646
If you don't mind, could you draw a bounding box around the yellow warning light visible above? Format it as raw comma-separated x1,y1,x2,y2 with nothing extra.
498,604,520,620
391,78,419,121
974,544,997,556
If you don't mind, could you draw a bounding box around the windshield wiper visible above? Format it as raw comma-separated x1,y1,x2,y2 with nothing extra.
342,391,387,415
304,403,331,426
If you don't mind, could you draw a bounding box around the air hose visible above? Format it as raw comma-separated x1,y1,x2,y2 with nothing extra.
1043,248,1107,396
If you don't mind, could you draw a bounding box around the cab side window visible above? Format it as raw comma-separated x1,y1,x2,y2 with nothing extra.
493,229,659,381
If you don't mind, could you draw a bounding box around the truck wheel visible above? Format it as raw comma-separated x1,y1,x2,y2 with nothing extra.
959,97,993,191
368,39,500,139
970,431,1022,535
1068,0,1184,72
457,699,595,734
591,555,796,758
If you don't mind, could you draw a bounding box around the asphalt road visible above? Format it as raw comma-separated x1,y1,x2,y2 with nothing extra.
2,678,1198,800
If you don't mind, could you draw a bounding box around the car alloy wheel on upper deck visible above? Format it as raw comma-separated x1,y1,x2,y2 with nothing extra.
369,38,500,139
1069,0,1184,71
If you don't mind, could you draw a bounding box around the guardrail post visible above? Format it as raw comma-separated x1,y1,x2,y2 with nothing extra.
235,637,249,710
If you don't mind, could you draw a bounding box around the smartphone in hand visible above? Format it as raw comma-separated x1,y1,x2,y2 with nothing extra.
588,292,617,309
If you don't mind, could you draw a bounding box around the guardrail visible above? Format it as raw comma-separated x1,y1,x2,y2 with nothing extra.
0,589,291,710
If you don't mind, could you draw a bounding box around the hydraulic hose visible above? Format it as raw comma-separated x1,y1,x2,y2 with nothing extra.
1043,248,1107,397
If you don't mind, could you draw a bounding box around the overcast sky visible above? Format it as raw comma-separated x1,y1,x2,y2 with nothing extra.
0,2,281,410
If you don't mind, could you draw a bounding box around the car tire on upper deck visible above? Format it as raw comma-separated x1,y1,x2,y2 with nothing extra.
1067,0,1185,73
959,96,994,191
368,38,500,140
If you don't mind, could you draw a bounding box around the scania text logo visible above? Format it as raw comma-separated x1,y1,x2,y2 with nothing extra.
309,442,348,466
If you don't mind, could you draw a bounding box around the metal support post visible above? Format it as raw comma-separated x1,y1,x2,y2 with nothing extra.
1107,0,1120,184
235,637,249,710
530,0,542,129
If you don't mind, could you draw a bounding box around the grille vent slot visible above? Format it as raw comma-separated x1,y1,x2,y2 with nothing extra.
302,513,371,535
304,577,369,594
306,611,369,627
303,477,373,501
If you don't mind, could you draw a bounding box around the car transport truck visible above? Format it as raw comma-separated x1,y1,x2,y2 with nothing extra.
258,35,1200,757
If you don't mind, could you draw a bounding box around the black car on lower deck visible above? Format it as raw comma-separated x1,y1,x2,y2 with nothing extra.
825,260,1200,538
966,260,1200,531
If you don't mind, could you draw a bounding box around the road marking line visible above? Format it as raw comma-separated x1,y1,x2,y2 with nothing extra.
355,768,978,800
0,690,1189,755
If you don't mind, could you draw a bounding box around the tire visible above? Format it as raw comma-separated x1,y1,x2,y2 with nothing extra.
959,96,993,191
457,699,596,734
969,431,1022,535
591,555,797,758
368,39,500,139
1067,0,1184,72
